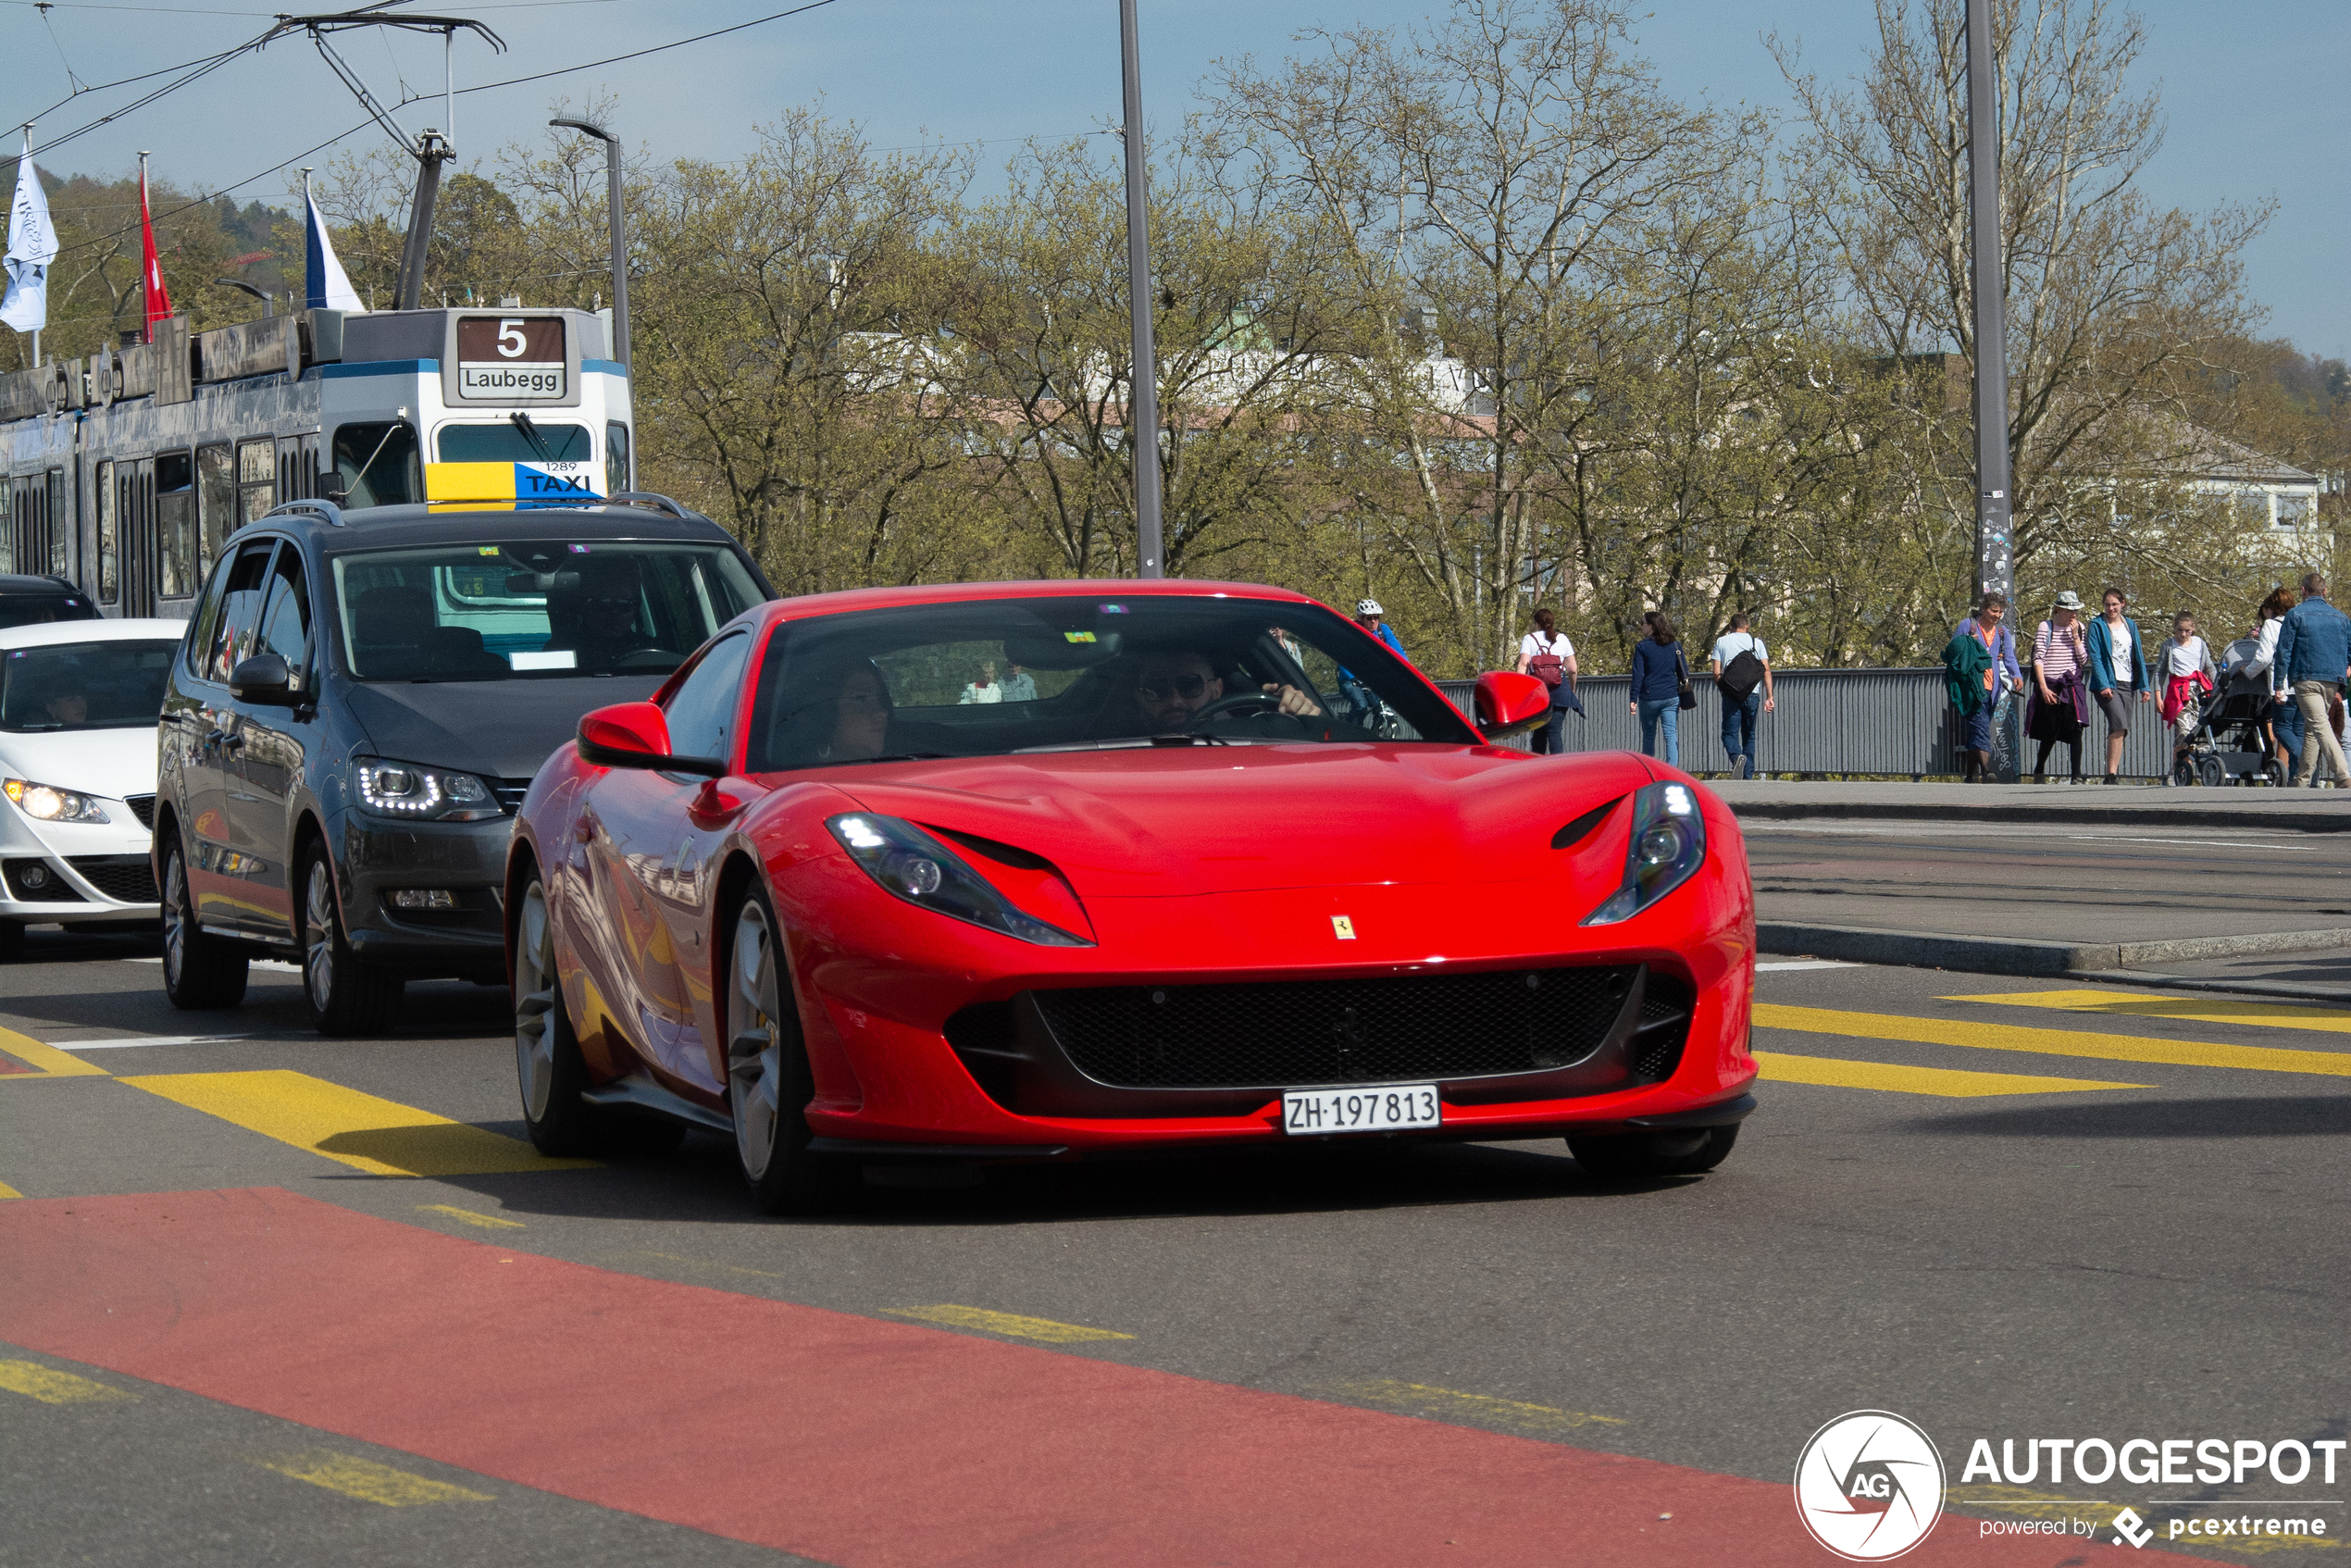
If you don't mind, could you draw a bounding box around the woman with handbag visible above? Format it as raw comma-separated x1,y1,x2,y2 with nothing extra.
1517,606,1581,754
2028,591,2093,782
1629,611,1693,766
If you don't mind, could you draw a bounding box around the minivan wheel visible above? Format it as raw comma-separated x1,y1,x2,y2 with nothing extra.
724,885,847,1214
300,849,402,1036
160,833,247,1009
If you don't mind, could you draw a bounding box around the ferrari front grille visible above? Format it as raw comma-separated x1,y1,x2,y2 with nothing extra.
1029,964,1644,1090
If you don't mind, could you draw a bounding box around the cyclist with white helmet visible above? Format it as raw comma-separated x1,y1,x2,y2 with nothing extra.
1339,598,1410,722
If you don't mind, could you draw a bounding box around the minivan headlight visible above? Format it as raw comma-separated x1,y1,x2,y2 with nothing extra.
827,813,1090,947
355,759,501,822
1582,780,1706,926
4,778,109,824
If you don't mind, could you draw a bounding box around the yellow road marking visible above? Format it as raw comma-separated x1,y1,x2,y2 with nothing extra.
117,1071,595,1177
1955,988,2351,1038
0,1361,135,1404
0,1026,110,1080
1753,1051,2148,1098
256,1451,493,1506
639,1251,783,1279
0,1179,20,1200
881,1304,1135,1343
1318,1378,1623,1434
1754,1003,2351,1078
417,1203,526,1230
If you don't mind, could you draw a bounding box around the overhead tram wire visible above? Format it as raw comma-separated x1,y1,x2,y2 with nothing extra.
43,111,378,260
389,0,845,106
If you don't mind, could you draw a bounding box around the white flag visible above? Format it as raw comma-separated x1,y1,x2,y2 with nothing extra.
1,134,58,334
305,189,363,313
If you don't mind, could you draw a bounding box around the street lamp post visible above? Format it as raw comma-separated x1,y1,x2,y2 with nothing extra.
550,118,630,372
1118,0,1164,578
1965,0,2011,606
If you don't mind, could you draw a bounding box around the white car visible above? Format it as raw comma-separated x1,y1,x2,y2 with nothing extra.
0,617,188,959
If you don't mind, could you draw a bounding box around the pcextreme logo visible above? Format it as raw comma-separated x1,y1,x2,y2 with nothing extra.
1794,1411,1947,1561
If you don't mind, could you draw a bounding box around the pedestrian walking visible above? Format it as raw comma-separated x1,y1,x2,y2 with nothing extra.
2158,611,2218,776
2271,571,2351,787
1709,613,1774,779
2250,587,2302,771
1941,615,1996,781
1000,660,1038,702
1629,612,1693,767
958,661,1003,704
1516,606,1582,755
2028,591,2092,782
2084,587,2153,784
1948,592,2022,782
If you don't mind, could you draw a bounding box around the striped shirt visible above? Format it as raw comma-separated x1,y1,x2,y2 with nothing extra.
2034,620,2084,679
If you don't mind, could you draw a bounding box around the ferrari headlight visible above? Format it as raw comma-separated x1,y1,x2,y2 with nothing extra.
355,759,501,822
827,813,1090,947
1582,780,1706,926
3,778,109,824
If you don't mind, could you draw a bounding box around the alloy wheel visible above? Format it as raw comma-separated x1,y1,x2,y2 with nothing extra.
304,859,338,1013
161,846,190,986
514,882,556,1123
727,902,785,1181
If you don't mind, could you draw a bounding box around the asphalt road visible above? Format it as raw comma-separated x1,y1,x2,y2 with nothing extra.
1744,817,2351,944
3,926,2346,1567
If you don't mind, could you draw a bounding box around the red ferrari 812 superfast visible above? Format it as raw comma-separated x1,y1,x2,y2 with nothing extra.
506,580,1757,1211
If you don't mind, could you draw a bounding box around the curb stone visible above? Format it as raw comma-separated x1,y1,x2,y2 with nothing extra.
1755,921,2351,979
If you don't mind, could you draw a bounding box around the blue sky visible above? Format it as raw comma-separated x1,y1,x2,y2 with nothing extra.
6,0,2342,357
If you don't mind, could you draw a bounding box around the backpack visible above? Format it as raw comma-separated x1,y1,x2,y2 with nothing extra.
1718,646,1764,703
1526,632,1567,688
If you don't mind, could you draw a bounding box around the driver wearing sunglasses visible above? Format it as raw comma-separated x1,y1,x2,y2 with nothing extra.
1130,648,1323,731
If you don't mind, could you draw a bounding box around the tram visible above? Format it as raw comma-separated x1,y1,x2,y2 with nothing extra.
0,305,632,616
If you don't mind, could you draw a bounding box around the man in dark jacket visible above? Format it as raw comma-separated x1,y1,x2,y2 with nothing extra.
2272,572,2351,786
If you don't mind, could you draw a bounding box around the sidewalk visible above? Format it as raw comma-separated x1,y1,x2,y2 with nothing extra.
1707,778,2351,832
1719,779,2351,996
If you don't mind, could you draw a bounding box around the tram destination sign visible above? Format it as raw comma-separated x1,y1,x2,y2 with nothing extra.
455,316,566,402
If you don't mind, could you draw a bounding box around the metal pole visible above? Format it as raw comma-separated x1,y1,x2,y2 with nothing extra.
550,118,629,371
1966,0,2011,605
1118,0,1164,578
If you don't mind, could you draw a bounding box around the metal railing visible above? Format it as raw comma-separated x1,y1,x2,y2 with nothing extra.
1432,666,2198,780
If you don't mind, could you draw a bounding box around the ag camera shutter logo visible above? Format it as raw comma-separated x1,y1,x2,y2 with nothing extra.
1795,1411,1946,1561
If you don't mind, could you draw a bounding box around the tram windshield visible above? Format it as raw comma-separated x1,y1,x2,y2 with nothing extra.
436,421,594,465
330,540,765,683
0,640,179,731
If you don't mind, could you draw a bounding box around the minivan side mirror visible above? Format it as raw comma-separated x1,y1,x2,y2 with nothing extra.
1474,671,1550,739
576,701,726,777
229,653,293,706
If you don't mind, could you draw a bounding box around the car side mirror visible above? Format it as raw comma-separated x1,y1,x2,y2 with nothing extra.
1474,671,1550,740
577,701,727,777
229,653,293,706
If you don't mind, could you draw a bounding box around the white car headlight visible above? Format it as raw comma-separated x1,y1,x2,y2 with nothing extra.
355,759,501,823
3,778,110,824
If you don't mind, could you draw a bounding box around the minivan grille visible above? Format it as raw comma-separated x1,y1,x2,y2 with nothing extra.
494,779,532,815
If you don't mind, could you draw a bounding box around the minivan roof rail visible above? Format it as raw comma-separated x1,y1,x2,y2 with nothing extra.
265,499,348,528
605,492,693,519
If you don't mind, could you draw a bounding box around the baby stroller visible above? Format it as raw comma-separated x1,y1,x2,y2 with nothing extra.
2171,637,2286,787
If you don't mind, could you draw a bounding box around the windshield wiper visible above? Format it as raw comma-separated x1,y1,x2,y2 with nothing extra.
509,410,556,462
810,751,956,767
1014,734,1241,753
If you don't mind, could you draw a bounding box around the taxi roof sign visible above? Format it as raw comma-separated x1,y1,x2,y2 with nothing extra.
424,460,603,510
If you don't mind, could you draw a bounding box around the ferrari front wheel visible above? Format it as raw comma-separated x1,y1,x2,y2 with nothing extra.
723,885,846,1214
1568,1125,1738,1179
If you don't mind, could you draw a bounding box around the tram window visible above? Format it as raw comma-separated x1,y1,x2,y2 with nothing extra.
196,444,234,568
96,461,118,604
47,468,68,578
156,450,198,599
252,546,311,694
0,479,10,573
237,440,276,526
605,422,630,497
436,422,592,464
330,422,421,508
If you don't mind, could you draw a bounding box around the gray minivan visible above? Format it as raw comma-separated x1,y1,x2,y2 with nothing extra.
151,496,771,1033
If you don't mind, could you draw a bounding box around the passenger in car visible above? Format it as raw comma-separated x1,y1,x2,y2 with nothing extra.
542,558,658,670
1127,647,1323,732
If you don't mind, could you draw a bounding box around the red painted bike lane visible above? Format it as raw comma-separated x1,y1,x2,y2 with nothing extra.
0,1188,2173,1567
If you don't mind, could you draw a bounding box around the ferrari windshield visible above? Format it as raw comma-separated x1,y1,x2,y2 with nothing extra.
743,593,1477,770
331,540,765,682
1,640,178,731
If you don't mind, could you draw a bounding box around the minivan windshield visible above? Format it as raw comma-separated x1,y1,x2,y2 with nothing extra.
743,594,1477,770
1,640,179,730
331,540,765,682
